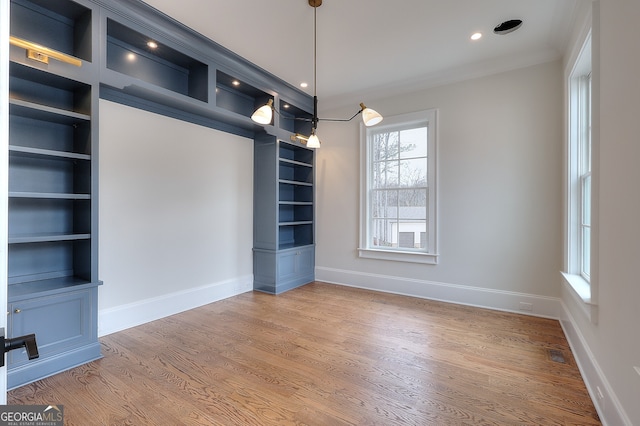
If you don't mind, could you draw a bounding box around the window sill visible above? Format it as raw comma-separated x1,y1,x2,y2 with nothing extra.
561,272,598,324
561,272,591,303
358,248,438,264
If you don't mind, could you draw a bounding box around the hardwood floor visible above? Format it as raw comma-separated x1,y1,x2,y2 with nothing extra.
9,282,600,425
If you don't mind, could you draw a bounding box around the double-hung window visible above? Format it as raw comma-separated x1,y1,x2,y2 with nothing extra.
578,74,592,281
564,31,592,302
359,109,438,264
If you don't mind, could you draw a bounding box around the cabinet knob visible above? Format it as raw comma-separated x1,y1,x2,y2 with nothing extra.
14,309,21,314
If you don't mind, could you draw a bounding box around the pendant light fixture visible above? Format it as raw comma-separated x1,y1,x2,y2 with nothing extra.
251,0,383,148
250,99,274,124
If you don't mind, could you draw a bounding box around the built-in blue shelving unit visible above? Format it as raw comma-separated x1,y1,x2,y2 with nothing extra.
7,0,316,388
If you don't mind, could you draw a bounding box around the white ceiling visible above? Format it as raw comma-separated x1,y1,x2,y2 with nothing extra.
142,0,581,111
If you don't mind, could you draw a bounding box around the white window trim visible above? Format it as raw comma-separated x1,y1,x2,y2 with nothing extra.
563,20,598,323
358,109,438,264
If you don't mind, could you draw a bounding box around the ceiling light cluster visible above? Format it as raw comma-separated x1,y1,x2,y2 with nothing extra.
470,18,523,41
251,0,383,148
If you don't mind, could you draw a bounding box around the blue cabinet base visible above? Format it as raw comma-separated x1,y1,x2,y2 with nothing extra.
254,276,314,295
7,282,101,389
253,246,315,294
8,342,103,390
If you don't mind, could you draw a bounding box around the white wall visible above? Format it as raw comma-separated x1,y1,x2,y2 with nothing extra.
98,100,254,335
560,1,640,424
316,60,564,316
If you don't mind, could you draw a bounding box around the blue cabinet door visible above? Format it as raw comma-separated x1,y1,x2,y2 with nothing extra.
7,286,101,389
8,288,94,366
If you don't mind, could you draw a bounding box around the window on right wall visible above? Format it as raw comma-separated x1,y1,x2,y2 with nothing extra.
564,32,592,301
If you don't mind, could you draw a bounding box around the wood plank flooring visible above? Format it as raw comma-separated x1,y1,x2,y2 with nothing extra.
9,282,600,425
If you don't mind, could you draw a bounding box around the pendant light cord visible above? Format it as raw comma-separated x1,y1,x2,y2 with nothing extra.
314,5,317,100
312,4,318,130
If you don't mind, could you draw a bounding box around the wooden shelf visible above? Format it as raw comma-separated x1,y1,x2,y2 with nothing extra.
279,201,313,205
9,277,98,300
9,145,91,161
9,191,90,199
9,98,91,123
280,158,313,168
279,179,313,187
9,232,91,244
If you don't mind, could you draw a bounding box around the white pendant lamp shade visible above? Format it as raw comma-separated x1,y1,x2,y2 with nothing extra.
306,132,321,148
251,99,273,124
360,103,383,127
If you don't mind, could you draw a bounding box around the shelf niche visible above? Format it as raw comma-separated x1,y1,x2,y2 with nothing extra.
279,101,312,135
10,0,92,63
9,62,92,116
216,70,272,122
106,19,208,102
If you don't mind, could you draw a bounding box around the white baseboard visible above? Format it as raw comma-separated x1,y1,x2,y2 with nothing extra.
98,275,253,337
559,302,632,426
316,266,562,318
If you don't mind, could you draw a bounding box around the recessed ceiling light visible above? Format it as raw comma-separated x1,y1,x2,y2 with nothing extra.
126,52,136,61
470,32,482,41
494,19,523,35
232,80,240,86
300,82,308,88
147,41,158,49
283,104,290,109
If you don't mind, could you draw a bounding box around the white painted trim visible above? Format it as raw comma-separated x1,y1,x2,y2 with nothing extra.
98,275,253,337
559,301,632,426
315,267,562,319
358,248,438,264
359,109,439,263
561,271,599,323
0,0,10,404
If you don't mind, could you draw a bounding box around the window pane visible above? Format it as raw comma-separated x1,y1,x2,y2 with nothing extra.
399,158,427,186
372,132,399,161
373,160,399,187
582,174,591,226
371,190,398,219
398,232,414,248
582,226,591,278
420,232,427,249
371,218,393,247
397,188,427,213
399,127,428,159
397,220,426,249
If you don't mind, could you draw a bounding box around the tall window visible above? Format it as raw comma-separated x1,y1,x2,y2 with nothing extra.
578,74,591,281
359,109,438,264
565,32,592,297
